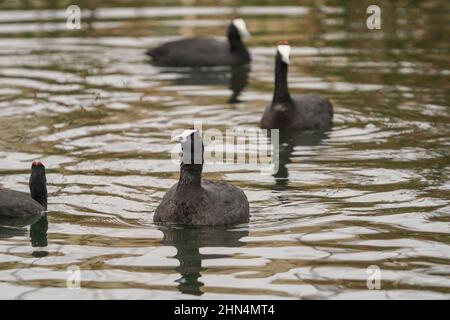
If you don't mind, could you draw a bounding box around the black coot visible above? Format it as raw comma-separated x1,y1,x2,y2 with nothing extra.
146,18,251,67
154,129,249,225
261,41,333,130
0,161,47,221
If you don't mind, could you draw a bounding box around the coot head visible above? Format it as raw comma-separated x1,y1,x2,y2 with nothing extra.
29,161,47,209
172,129,205,187
172,129,204,166
276,40,291,65
227,17,251,55
228,17,251,39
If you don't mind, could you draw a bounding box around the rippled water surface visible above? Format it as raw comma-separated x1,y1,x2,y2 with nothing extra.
0,0,449,299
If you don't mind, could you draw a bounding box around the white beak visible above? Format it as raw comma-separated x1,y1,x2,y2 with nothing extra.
232,18,251,38
171,129,197,143
277,45,291,64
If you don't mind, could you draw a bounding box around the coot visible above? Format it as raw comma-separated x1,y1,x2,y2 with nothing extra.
0,161,47,220
154,129,249,225
146,18,251,67
261,41,333,130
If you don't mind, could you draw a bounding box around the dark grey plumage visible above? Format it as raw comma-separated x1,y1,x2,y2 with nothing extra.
154,130,249,226
0,189,45,219
261,43,333,130
261,94,333,130
155,179,249,225
146,19,251,67
0,162,47,221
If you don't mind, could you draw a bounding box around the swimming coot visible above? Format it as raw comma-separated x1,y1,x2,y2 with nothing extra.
154,129,249,225
146,18,251,67
0,161,47,220
260,41,333,130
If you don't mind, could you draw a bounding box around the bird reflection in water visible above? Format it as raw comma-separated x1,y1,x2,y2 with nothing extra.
271,130,329,194
30,214,48,257
159,225,248,296
153,64,250,104
0,213,48,257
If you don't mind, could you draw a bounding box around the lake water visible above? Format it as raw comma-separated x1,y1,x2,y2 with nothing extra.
0,0,449,299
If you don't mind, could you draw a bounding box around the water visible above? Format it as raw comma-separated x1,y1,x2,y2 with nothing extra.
0,0,449,299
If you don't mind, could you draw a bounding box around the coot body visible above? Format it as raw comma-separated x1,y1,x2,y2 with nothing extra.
0,162,47,220
0,189,44,219
154,130,249,225
147,18,251,67
260,41,333,130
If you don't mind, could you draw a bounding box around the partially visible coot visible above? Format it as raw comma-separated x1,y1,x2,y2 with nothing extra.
154,129,249,225
0,161,47,225
261,41,333,130
147,18,251,67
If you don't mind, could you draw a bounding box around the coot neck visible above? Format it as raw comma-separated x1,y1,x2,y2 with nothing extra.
227,27,248,57
272,53,291,104
177,163,203,192
228,34,244,52
29,173,47,210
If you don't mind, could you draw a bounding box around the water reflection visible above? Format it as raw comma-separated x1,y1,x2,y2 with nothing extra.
155,64,250,103
159,226,248,296
273,130,329,192
0,214,48,257
0,214,41,230
228,65,250,103
0,225,26,239
30,215,48,257
0,0,448,299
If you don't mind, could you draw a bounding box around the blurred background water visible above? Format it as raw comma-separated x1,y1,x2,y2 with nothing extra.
0,0,449,299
